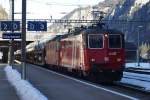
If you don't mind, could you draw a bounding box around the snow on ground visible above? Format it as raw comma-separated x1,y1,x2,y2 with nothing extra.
125,63,150,69
123,72,150,82
124,63,150,91
121,72,150,91
4,65,48,100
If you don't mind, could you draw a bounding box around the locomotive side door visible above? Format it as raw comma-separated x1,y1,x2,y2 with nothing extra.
56,40,60,66
72,34,83,70
72,37,76,69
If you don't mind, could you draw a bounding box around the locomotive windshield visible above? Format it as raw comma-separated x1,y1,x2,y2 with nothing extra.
88,34,103,49
109,34,122,48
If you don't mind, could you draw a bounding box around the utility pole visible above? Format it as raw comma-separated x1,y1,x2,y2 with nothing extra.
21,0,26,79
137,25,143,67
8,0,14,66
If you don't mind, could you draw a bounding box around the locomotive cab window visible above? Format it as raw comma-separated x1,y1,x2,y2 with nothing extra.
109,34,122,48
88,34,103,49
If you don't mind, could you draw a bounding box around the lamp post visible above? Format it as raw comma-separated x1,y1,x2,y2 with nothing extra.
21,0,26,79
137,25,143,67
8,0,14,66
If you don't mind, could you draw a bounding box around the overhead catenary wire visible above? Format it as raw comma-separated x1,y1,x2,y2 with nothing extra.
29,0,142,7
0,19,149,23
28,0,91,7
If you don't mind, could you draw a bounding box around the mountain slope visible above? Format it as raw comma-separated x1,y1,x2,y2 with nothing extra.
48,0,150,44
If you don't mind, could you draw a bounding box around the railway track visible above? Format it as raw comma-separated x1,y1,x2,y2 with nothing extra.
42,65,150,98
67,70,150,94
125,68,150,74
44,65,150,94
115,73,150,94
115,82,150,94
111,68,150,94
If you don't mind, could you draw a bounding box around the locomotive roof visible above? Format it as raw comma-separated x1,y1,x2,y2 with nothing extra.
54,27,124,42
84,25,123,35
27,23,124,48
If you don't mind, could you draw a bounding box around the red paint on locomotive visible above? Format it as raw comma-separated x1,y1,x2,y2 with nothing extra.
44,28,125,81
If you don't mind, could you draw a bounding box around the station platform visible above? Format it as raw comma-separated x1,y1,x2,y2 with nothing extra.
0,64,19,100
12,63,137,100
1,63,143,100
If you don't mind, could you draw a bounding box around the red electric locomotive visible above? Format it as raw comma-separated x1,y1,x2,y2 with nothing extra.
45,24,125,82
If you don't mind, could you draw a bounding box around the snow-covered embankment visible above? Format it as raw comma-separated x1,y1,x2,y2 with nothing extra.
4,65,48,100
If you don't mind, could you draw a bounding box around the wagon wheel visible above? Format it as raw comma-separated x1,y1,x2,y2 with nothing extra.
78,70,83,77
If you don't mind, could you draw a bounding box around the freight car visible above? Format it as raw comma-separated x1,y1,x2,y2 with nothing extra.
25,35,57,65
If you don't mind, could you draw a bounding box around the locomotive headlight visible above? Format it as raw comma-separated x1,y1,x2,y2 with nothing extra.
104,57,109,62
91,58,95,62
117,58,121,62
104,34,108,37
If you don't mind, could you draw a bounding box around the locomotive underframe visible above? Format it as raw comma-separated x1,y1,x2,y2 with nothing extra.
91,63,124,81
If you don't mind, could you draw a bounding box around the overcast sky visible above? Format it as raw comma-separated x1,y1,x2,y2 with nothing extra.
0,0,104,19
